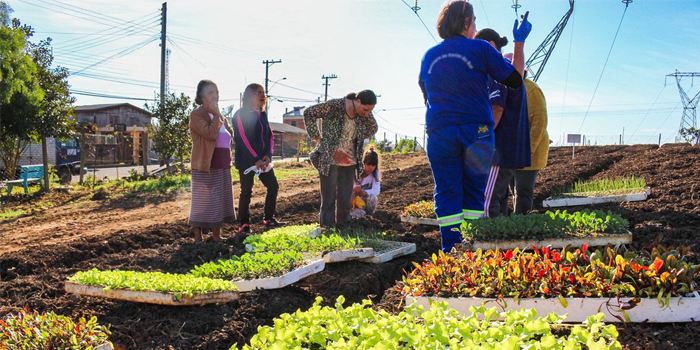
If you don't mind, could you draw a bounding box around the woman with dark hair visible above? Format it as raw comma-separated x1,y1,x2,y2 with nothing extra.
419,0,532,252
475,28,531,218
303,90,378,226
188,79,236,243
231,83,283,234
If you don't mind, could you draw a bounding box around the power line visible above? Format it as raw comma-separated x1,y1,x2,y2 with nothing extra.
35,31,154,36
54,17,160,54
399,0,437,44
628,84,667,140
577,1,632,132
72,34,160,75
167,37,205,67
71,89,157,101
373,110,420,137
378,106,424,111
478,0,491,27
168,32,267,59
53,12,159,49
275,82,324,96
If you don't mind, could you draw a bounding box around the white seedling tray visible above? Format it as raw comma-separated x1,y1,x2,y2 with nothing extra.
360,241,416,264
64,281,239,306
400,216,438,226
307,227,322,238
233,259,325,292
469,231,633,251
543,187,651,208
406,292,700,323
95,343,113,350
323,248,374,263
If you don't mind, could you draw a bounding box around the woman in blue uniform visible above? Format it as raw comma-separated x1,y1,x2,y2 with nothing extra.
418,0,531,252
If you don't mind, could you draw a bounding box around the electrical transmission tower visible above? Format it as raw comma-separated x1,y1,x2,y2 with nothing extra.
525,0,574,82
666,70,700,143
322,74,337,102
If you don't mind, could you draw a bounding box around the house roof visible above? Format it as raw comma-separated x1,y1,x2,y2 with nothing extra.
74,103,152,116
283,106,307,117
270,122,307,134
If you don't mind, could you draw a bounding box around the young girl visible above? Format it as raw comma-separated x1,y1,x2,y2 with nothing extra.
351,146,381,217
232,83,284,233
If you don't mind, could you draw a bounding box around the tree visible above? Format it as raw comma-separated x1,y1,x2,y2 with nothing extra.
0,14,42,179
0,91,40,178
145,93,193,173
29,37,76,187
680,127,700,146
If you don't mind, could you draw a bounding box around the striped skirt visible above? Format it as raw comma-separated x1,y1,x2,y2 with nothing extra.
189,168,236,228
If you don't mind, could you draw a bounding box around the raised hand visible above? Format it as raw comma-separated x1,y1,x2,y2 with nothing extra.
513,11,531,43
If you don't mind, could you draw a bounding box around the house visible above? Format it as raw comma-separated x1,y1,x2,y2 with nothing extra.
282,106,307,130
270,122,308,158
73,103,153,165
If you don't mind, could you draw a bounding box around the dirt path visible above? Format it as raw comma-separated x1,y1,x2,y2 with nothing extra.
0,155,425,255
0,172,321,256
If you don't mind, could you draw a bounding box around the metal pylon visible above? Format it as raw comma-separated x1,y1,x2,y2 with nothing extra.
666,70,700,142
524,0,575,82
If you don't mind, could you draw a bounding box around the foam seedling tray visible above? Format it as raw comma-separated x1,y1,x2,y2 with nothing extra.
466,231,633,251
322,248,374,263
543,188,651,208
233,259,325,292
359,241,416,264
406,291,700,323
64,281,239,306
400,216,438,226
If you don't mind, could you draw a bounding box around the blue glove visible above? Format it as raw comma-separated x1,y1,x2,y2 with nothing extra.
512,11,532,42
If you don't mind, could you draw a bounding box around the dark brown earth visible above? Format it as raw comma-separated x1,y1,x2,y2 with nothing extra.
1,145,699,349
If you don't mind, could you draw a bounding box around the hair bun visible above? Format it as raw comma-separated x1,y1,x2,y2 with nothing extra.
499,36,509,48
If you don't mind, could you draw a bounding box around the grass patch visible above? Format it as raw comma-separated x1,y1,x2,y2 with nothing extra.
229,163,317,182
0,208,28,221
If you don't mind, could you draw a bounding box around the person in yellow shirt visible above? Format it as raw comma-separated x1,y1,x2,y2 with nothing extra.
513,77,549,214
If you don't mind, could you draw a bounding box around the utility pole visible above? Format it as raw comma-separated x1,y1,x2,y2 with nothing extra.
155,1,167,175
322,74,337,102
263,59,282,96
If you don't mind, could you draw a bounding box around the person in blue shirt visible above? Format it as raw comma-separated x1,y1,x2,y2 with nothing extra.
419,0,531,252
475,29,532,218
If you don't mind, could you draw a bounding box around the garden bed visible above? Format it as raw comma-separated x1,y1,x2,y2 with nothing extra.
5,145,700,349
400,245,700,324
405,293,700,323
359,241,416,263
232,259,325,292
65,281,239,306
235,296,621,349
543,187,651,208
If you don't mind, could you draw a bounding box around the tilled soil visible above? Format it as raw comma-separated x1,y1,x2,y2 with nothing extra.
1,146,700,349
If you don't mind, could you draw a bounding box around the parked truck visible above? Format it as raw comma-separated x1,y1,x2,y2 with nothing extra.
0,137,82,184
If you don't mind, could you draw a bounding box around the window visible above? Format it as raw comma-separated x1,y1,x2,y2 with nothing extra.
290,121,297,127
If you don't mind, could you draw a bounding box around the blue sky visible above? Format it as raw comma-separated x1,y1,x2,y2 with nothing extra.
8,0,700,146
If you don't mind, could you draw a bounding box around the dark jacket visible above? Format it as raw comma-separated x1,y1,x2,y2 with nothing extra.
231,108,274,170
303,98,378,178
